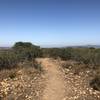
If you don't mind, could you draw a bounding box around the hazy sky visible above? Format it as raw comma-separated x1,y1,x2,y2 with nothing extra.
0,0,100,47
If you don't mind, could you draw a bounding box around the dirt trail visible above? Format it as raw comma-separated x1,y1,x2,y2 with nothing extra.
37,58,100,100
37,58,65,100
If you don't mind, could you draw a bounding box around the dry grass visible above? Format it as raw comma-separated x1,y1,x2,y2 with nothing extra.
0,66,45,100
60,60,100,100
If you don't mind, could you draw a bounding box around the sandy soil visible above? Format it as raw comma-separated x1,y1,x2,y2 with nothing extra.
37,58,66,100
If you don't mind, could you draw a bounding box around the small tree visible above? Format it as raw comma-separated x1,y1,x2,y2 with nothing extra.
13,42,42,61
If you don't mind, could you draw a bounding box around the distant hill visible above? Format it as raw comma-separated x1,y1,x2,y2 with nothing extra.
86,45,100,48
66,45,100,48
0,47,11,50
0,45,100,49
42,45,100,48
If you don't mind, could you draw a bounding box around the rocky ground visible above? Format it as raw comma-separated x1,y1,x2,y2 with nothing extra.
0,67,45,100
0,58,100,100
60,60,100,100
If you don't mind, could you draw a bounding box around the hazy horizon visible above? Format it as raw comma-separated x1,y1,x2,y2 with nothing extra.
0,42,100,48
0,0,100,47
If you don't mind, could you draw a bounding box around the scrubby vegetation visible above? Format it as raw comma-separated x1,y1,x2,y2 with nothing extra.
0,42,42,70
13,42,42,61
42,47,100,91
0,51,19,70
0,42,44,100
0,42,100,92
42,47,100,66
90,75,100,91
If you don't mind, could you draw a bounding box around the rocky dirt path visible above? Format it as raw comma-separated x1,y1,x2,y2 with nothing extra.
1,58,99,100
37,58,66,100
37,58,100,100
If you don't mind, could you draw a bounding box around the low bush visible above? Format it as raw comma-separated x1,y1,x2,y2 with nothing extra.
42,47,100,67
90,76,100,91
0,51,18,70
0,42,42,70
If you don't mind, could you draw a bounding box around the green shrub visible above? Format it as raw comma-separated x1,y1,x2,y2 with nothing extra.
0,51,18,70
90,76,100,91
13,42,42,61
42,47,100,67
0,42,42,70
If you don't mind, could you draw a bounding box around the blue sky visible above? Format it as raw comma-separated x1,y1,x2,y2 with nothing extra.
0,0,100,47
